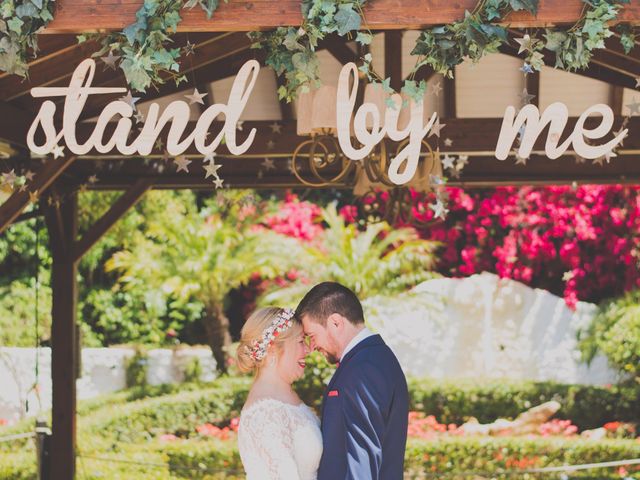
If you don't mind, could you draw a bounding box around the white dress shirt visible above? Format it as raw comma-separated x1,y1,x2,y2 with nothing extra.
340,327,375,362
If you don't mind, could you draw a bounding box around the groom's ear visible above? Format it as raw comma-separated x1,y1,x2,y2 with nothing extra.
327,313,343,330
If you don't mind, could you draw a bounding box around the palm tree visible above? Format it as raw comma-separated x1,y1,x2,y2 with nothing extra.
262,203,440,305
106,191,301,372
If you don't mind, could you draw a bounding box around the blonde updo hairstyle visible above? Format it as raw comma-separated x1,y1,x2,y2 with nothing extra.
236,307,302,374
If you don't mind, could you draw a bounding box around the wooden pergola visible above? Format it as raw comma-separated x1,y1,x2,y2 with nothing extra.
0,1,639,478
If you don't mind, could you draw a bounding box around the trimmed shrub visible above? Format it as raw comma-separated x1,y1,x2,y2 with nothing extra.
82,377,251,443
408,378,640,431
163,437,640,479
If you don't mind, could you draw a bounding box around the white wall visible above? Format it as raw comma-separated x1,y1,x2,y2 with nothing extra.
0,346,217,425
365,272,617,384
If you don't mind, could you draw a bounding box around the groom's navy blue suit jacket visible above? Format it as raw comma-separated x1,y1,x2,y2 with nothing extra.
318,334,408,480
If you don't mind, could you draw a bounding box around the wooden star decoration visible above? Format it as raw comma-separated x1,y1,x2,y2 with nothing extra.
456,155,469,170
429,118,446,138
183,41,196,56
185,88,207,105
518,88,536,105
520,63,534,74
604,150,617,163
1,169,17,187
174,155,192,173
574,154,586,164
430,199,449,219
444,138,453,147
134,111,145,124
203,161,222,179
613,127,628,147
287,159,295,173
161,150,170,163
430,81,442,97
101,51,121,71
270,122,282,134
515,154,528,166
29,190,39,204
514,34,538,55
51,144,65,159
442,154,456,170
120,91,140,110
625,98,640,116
154,138,164,151
88,175,98,184
24,170,35,182
261,158,275,171
267,140,276,150
78,184,88,193
213,177,224,189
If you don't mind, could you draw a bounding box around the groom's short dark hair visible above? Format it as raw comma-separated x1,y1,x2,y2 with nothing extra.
295,282,364,326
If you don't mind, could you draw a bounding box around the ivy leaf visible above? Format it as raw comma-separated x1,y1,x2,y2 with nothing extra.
509,0,538,14
356,31,372,45
283,30,304,51
16,3,39,19
7,17,24,34
543,30,567,51
334,6,361,36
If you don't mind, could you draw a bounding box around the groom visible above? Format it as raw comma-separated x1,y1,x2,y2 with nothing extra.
296,282,409,480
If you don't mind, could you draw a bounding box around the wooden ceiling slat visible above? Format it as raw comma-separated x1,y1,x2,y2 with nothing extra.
42,0,640,33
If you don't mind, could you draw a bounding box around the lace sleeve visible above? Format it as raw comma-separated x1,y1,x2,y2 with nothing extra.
239,401,302,480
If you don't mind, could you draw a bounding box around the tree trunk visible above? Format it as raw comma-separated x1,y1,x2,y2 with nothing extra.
203,303,232,374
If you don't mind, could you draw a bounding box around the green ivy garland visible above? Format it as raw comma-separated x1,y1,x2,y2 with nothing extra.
248,0,369,103
522,0,632,72
0,0,636,98
0,0,55,77
78,0,226,93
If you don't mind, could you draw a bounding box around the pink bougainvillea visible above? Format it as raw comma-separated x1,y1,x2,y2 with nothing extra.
263,192,323,241
345,185,640,307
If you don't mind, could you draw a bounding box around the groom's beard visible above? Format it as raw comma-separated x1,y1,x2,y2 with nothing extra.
324,351,340,365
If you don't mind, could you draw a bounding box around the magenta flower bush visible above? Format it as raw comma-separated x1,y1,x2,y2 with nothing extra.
343,185,640,307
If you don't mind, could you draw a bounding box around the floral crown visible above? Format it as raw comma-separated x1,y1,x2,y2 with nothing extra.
249,308,295,361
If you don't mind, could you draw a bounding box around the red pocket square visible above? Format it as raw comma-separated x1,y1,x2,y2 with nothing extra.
328,390,339,397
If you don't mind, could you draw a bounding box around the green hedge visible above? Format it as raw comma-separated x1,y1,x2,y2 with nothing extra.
163,437,640,480
74,375,639,443
408,377,640,431
80,377,251,443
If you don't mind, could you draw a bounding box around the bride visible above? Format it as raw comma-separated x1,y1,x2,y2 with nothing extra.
236,307,322,480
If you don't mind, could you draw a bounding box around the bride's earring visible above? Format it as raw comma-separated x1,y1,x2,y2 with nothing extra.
269,355,276,367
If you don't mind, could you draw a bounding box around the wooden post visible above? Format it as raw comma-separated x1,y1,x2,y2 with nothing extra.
44,188,78,480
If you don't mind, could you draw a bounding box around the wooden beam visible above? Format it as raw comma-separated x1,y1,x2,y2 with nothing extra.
443,74,457,118
610,85,625,115
72,177,152,261
43,0,640,33
385,31,403,90
0,101,35,147
44,188,78,480
0,155,76,235
526,72,540,108
321,37,359,65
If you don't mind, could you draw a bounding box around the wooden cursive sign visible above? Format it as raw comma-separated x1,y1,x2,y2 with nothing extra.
27,58,628,186
27,58,260,157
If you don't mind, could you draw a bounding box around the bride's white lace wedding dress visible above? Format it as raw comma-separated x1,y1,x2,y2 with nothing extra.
238,398,323,480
